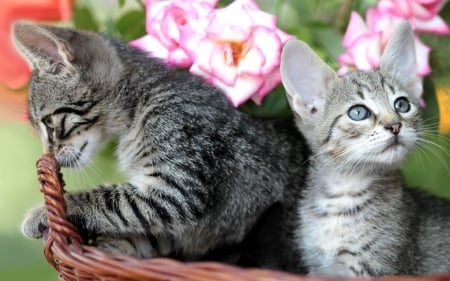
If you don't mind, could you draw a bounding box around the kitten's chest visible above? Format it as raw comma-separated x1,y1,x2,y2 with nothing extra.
298,168,408,275
299,172,377,256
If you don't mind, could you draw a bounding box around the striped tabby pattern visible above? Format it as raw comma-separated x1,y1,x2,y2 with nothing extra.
281,22,450,276
14,22,307,272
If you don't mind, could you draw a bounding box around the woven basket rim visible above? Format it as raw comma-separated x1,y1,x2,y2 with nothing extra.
35,153,450,281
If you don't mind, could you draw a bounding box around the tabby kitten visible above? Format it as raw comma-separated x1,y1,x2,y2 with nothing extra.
280,22,450,276
13,22,307,271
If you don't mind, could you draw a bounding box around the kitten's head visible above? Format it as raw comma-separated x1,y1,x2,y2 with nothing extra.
281,22,422,171
13,22,122,167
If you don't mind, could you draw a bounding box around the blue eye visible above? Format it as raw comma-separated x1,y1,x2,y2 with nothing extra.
348,105,371,121
394,97,411,113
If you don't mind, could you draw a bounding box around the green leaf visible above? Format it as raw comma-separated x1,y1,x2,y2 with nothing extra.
118,0,126,8
421,34,450,84
256,0,277,14
276,1,302,32
73,6,99,32
239,86,292,119
218,0,233,7
422,77,439,129
311,27,345,63
116,10,147,42
103,18,117,37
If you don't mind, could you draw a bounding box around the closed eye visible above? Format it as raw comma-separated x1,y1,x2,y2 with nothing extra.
42,115,53,127
59,115,100,139
41,116,55,139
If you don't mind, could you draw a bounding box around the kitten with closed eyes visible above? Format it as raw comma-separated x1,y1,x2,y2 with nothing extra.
281,21,450,276
13,21,307,272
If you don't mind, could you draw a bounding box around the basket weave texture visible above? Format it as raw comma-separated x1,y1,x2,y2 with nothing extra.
36,153,450,281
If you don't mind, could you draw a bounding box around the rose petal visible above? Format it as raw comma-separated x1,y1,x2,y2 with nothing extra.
167,47,193,67
337,52,354,66
211,75,263,107
130,35,169,59
250,26,282,73
205,44,238,85
411,16,450,33
414,36,432,76
257,69,281,98
343,12,369,47
337,65,353,76
347,34,382,71
237,44,265,76
136,0,218,68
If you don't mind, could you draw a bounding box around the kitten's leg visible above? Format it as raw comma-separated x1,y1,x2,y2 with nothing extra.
22,182,207,255
309,254,373,277
93,235,159,258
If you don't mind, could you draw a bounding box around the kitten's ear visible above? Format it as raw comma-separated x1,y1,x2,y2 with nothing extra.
280,39,337,120
380,21,422,99
12,21,74,75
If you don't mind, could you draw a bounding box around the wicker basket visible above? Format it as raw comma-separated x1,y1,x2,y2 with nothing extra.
35,153,450,281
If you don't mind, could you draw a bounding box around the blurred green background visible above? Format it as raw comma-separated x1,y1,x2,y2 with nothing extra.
0,0,449,281
0,123,124,280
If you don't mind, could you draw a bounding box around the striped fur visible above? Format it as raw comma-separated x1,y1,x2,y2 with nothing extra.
281,22,450,276
14,22,307,272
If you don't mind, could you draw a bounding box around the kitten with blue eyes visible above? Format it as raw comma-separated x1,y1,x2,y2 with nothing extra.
281,22,450,276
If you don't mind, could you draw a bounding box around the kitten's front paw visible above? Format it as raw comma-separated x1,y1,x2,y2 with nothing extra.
21,205,48,239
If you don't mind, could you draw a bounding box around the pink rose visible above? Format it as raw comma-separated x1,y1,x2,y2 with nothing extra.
338,11,431,77
338,0,449,79
130,0,218,67
130,0,293,107
338,12,382,74
188,0,293,107
367,8,432,76
377,0,450,34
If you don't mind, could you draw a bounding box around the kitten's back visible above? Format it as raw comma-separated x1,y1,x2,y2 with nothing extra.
412,190,450,273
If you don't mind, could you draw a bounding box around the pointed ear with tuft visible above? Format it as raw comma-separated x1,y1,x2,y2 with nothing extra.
280,39,337,121
12,21,74,75
380,21,422,100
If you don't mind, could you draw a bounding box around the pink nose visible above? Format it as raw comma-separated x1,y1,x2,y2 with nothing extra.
384,122,402,135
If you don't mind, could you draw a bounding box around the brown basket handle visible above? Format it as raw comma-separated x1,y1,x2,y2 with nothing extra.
36,154,84,268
